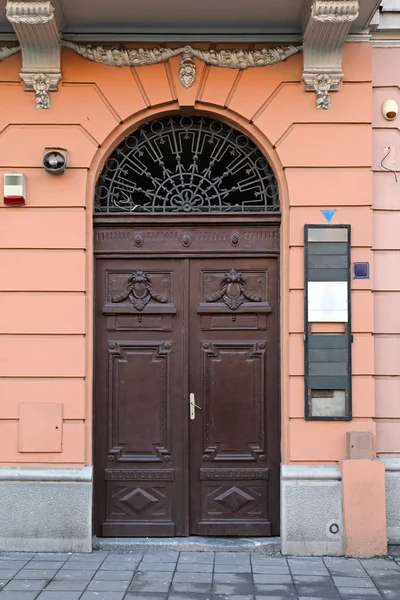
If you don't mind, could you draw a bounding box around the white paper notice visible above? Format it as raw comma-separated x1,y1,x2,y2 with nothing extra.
308,281,348,323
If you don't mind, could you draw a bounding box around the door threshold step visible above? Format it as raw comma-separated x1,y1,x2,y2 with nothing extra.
93,536,281,553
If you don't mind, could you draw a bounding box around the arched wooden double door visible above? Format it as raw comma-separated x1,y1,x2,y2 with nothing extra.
93,116,281,537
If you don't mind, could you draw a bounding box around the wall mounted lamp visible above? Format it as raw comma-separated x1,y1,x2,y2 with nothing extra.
382,99,399,121
43,147,68,174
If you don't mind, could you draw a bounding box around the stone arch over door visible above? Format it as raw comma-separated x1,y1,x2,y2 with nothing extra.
90,108,285,537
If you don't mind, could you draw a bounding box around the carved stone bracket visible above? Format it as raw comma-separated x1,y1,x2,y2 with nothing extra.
302,0,359,108
6,1,61,109
62,41,301,89
0,2,359,110
313,73,333,109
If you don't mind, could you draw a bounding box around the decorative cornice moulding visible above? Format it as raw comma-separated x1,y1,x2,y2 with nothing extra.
1,0,357,112
6,1,55,24
311,0,359,22
62,42,301,89
6,0,61,109
302,0,360,108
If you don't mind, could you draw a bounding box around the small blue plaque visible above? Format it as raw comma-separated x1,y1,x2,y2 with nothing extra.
353,262,369,279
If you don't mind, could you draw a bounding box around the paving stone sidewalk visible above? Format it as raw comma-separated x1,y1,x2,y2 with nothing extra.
0,550,399,600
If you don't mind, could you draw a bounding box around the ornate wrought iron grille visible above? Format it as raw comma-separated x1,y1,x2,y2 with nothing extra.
95,116,279,213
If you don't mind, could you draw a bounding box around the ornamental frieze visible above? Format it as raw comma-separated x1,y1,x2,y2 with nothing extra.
0,0,361,110
62,42,301,90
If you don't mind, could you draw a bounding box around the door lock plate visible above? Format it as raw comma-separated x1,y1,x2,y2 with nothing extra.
190,393,195,420
190,393,201,420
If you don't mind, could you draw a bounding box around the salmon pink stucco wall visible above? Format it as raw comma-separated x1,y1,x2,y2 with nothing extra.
0,43,374,469
372,44,400,543
372,46,400,454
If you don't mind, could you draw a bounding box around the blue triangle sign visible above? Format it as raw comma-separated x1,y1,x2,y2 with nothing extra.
321,209,336,223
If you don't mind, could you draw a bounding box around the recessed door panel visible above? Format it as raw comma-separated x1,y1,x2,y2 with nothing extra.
201,341,266,461
107,341,172,461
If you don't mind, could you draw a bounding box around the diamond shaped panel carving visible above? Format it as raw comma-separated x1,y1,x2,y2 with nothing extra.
119,487,158,514
214,486,254,513
205,483,264,518
108,483,169,520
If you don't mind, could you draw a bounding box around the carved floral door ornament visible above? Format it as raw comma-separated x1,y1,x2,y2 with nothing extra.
206,269,262,310
112,270,167,311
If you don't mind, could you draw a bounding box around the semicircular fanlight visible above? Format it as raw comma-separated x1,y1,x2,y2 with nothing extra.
95,116,279,214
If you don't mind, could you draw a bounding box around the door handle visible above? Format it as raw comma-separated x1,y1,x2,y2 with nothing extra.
189,393,202,420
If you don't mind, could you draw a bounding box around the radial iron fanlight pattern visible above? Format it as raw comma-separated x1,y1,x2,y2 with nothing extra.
95,116,279,213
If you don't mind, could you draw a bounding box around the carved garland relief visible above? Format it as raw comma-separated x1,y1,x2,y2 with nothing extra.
62,42,301,91
0,41,306,107
2,0,362,109
0,46,20,61
206,269,262,311
112,270,167,311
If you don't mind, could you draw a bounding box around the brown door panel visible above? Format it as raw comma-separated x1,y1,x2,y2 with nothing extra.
94,258,187,536
188,258,279,535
